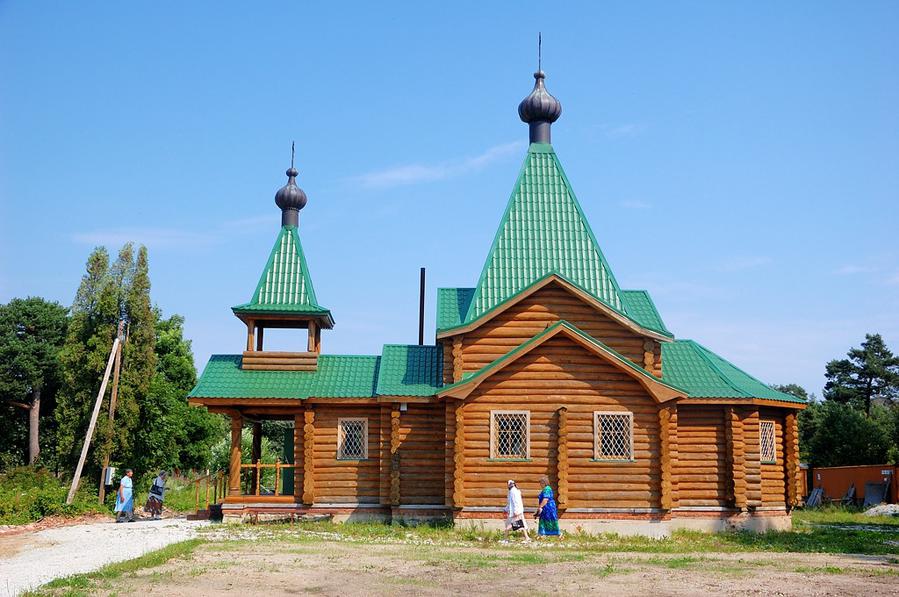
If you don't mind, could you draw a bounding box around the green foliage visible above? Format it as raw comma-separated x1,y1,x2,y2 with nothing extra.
801,401,895,466
52,244,225,483
771,383,809,402
0,297,68,466
0,467,105,524
55,246,121,474
824,333,899,416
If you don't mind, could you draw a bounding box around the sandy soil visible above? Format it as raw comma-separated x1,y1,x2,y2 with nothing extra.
0,518,208,596
38,535,899,597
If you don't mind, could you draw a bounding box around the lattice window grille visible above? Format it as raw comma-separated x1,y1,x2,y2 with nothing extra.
491,411,530,459
760,420,776,464
338,418,368,460
594,412,634,460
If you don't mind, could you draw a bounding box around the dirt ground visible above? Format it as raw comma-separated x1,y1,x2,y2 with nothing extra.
53,535,899,597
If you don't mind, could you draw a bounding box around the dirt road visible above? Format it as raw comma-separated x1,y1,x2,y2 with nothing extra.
0,518,207,596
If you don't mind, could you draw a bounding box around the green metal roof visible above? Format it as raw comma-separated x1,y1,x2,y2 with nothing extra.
375,344,443,396
441,320,685,395
661,340,804,403
619,290,671,336
465,143,624,323
232,225,332,322
436,287,474,331
189,354,379,399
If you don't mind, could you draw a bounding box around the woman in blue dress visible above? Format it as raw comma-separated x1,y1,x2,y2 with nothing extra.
535,475,560,537
114,468,135,522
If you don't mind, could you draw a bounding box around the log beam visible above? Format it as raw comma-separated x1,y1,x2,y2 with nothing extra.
293,413,303,500
246,319,255,352
251,421,262,494
785,411,801,507
452,336,464,383
453,403,465,507
390,405,401,506
659,406,672,510
726,407,747,510
302,409,315,505
557,407,569,508
228,413,242,493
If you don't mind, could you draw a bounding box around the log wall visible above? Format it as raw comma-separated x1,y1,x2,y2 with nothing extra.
457,284,663,377
459,335,661,509
398,402,446,505
311,405,381,504
675,406,728,507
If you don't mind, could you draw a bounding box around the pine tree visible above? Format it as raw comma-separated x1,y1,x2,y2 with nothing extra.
824,333,899,416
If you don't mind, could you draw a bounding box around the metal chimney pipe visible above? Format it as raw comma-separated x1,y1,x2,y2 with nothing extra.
418,267,426,345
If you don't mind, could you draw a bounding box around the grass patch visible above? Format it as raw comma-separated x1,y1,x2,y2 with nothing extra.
794,565,845,574
217,518,899,556
794,506,899,528
25,539,204,596
0,467,107,525
592,563,617,577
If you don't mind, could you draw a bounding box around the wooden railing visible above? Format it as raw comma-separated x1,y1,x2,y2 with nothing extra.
240,459,301,497
194,470,228,512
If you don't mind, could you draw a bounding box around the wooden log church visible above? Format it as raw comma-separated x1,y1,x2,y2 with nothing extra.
189,65,805,534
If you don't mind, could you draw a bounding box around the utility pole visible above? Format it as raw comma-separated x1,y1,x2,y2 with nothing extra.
66,330,121,505
98,321,125,504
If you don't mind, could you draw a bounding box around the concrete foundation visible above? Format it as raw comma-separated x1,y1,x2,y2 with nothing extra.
220,502,791,535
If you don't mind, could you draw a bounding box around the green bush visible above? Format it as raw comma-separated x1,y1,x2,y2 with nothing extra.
0,467,106,525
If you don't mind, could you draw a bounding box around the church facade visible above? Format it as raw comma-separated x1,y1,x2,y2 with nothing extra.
189,68,805,534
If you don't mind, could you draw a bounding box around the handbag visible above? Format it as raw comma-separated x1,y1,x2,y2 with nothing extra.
510,518,525,531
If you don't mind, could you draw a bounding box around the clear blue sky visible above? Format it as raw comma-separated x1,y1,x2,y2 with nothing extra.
2,2,897,398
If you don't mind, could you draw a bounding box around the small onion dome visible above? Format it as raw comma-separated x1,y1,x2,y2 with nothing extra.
275,166,307,212
518,71,562,125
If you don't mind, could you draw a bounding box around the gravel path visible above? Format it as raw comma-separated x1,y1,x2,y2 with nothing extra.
0,518,209,596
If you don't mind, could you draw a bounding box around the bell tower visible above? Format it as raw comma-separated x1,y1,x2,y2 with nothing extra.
231,145,334,371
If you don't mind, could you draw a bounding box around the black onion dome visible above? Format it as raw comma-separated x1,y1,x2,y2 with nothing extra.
274,166,307,213
518,71,562,124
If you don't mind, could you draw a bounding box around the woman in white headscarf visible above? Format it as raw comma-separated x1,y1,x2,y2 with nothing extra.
503,479,530,542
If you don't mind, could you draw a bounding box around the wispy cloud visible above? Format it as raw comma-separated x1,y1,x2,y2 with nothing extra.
354,141,525,189
599,123,648,139
619,199,652,210
834,264,877,275
72,213,275,249
715,256,772,273
72,228,214,248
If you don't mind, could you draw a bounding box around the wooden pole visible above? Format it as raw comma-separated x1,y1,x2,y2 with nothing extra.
66,334,121,505
99,321,125,504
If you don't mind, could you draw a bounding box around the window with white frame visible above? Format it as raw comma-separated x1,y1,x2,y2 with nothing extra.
490,411,530,459
760,420,776,464
594,412,634,460
337,418,368,460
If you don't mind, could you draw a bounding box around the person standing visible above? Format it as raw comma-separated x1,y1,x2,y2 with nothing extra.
114,468,135,523
145,471,168,520
535,475,560,538
503,480,530,542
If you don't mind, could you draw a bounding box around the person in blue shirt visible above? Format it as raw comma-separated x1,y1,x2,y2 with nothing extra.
114,468,135,523
535,475,560,537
